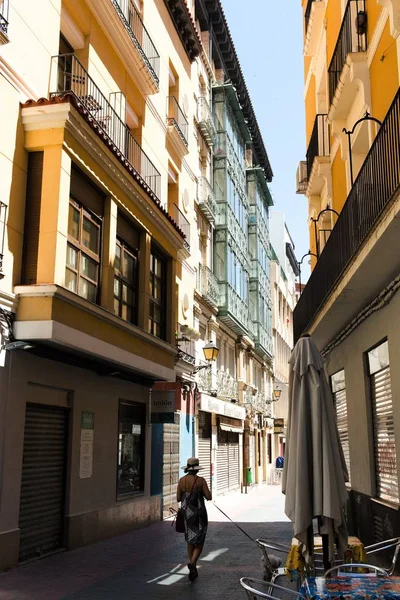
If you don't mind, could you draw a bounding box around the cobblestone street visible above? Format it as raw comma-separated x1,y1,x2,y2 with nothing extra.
0,485,291,600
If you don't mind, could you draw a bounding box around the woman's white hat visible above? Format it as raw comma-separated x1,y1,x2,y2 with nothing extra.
182,457,203,472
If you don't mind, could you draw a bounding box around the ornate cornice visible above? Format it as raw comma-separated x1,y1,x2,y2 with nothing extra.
164,0,202,62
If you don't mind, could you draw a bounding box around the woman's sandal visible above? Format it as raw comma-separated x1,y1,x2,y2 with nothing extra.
188,562,197,581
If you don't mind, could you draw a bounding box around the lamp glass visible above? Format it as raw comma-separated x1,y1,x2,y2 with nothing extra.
273,385,282,400
203,340,219,362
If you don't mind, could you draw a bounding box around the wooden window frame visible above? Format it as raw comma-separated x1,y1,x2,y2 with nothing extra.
114,237,138,324
149,248,166,340
66,198,101,303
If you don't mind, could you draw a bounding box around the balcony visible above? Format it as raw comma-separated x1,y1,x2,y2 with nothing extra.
244,388,269,414
196,367,239,402
294,88,400,345
197,177,216,223
52,54,161,201
85,0,159,94
0,0,9,44
166,96,189,156
218,284,249,334
214,132,246,192
253,321,274,359
196,97,216,147
173,204,190,253
306,114,330,195
328,0,367,113
304,0,325,56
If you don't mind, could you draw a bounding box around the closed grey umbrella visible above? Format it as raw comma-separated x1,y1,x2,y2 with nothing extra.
282,335,348,570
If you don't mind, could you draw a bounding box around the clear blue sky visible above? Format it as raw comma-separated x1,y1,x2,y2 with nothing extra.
222,0,310,277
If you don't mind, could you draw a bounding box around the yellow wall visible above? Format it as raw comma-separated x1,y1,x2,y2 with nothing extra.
370,21,399,123
325,0,342,66
305,74,316,144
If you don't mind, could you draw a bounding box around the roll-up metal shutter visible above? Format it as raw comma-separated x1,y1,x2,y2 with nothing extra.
22,152,44,285
70,165,104,218
217,427,229,495
198,438,211,489
228,432,240,491
198,411,211,489
117,211,140,250
335,387,351,483
19,404,67,562
162,422,180,517
372,366,399,503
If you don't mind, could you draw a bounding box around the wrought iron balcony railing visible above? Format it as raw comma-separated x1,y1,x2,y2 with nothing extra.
112,0,160,85
0,0,9,36
328,0,367,105
167,96,188,146
204,266,219,306
197,177,217,222
52,54,161,200
294,88,400,342
196,96,216,145
217,369,238,401
306,114,330,179
173,204,190,252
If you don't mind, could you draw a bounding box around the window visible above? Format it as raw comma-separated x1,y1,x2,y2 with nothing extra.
149,249,166,339
117,401,146,496
331,369,351,483
114,213,139,324
367,341,398,503
66,200,101,303
114,240,138,323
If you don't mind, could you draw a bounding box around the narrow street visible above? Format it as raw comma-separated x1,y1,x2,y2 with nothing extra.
0,485,291,600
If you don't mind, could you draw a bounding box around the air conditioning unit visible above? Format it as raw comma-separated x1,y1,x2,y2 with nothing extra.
296,160,308,195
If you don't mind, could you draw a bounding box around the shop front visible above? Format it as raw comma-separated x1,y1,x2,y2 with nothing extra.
198,395,245,497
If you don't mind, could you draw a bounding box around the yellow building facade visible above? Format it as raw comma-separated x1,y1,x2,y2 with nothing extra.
296,0,400,545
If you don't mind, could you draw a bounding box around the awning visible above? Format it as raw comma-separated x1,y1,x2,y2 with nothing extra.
220,423,244,434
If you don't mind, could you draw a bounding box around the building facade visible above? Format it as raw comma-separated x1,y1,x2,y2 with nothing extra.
296,0,400,545
0,0,275,569
269,213,298,476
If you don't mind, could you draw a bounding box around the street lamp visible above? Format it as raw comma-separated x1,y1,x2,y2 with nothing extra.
343,112,382,187
297,250,318,294
190,340,219,374
310,205,339,259
273,385,282,401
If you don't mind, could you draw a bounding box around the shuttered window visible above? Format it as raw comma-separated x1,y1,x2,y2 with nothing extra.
331,369,351,484
149,249,166,340
368,341,399,504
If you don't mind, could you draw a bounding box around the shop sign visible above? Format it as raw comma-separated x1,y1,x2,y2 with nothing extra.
274,418,284,434
200,394,245,420
150,390,176,423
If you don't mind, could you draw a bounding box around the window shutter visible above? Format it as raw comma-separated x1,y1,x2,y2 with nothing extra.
372,366,399,503
70,165,104,218
335,387,351,483
117,212,140,250
22,152,44,285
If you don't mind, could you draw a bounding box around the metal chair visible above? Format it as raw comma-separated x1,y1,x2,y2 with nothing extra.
365,537,400,575
240,577,306,600
324,563,388,577
256,539,291,583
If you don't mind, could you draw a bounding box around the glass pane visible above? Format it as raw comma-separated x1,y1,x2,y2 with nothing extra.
81,254,98,281
122,284,133,304
123,251,135,281
115,243,121,273
117,414,144,494
153,304,161,324
114,297,120,315
79,278,96,302
66,245,78,269
368,341,390,375
82,216,99,254
121,304,132,322
114,278,120,297
68,204,80,240
65,268,77,292
331,370,346,394
153,278,162,301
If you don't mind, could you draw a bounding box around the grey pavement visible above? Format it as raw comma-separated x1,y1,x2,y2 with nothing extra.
0,484,293,600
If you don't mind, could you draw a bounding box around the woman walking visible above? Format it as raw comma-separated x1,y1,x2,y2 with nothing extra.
177,457,212,581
